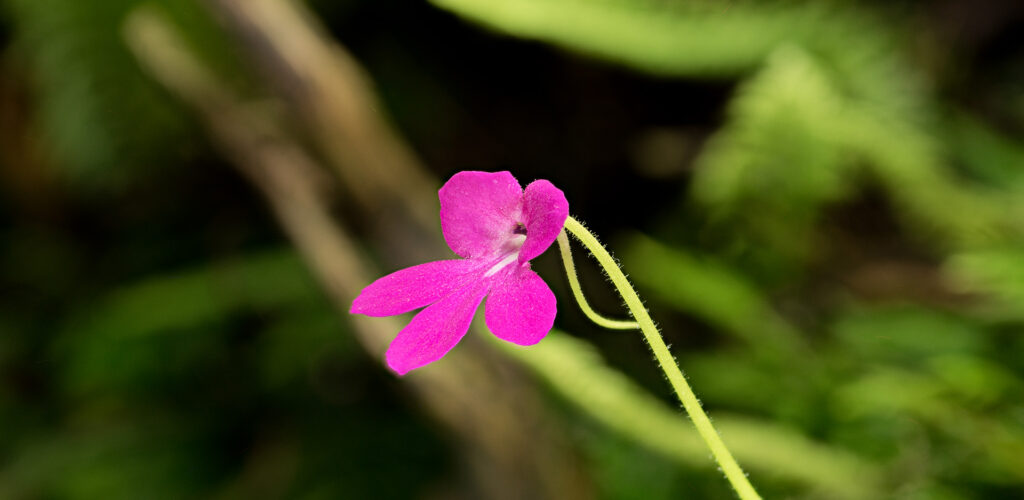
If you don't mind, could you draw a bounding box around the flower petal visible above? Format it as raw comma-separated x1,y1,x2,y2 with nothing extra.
385,280,489,375
350,259,481,317
519,179,569,262
439,171,523,259
484,266,556,346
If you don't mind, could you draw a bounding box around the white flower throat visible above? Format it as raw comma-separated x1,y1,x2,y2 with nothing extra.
484,233,527,277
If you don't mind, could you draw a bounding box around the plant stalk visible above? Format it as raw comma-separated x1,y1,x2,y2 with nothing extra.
562,215,761,500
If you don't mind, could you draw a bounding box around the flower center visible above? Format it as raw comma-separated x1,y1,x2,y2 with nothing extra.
483,232,527,277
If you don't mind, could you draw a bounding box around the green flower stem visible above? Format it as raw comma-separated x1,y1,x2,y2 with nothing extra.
556,230,639,330
562,215,762,500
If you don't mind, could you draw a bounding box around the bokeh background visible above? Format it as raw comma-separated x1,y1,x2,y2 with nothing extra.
2,0,1024,498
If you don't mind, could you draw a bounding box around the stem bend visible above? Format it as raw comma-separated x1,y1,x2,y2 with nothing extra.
557,230,639,330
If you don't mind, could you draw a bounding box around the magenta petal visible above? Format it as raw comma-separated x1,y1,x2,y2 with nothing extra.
439,171,523,259
350,259,481,317
519,179,569,262
484,267,556,346
385,281,489,375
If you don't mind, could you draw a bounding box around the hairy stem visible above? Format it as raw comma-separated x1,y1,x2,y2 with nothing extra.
556,230,639,330
563,215,761,500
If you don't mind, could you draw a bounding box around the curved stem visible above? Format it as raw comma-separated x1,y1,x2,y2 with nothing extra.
557,230,639,330
563,216,761,500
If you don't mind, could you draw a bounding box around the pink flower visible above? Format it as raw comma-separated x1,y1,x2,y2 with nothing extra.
350,171,570,374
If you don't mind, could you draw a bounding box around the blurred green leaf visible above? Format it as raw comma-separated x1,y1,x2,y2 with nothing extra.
64,249,322,340
947,247,1024,316
946,112,1024,189
498,329,882,499
52,249,345,398
927,355,1021,407
833,306,986,364
432,0,829,76
622,232,805,356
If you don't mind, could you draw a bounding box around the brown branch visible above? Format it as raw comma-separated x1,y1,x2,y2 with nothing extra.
206,0,440,233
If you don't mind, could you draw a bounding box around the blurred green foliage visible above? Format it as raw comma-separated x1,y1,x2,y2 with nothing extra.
1,0,240,190
0,248,449,499
2,0,1024,498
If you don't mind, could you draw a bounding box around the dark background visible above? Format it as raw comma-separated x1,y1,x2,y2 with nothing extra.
2,0,1024,498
